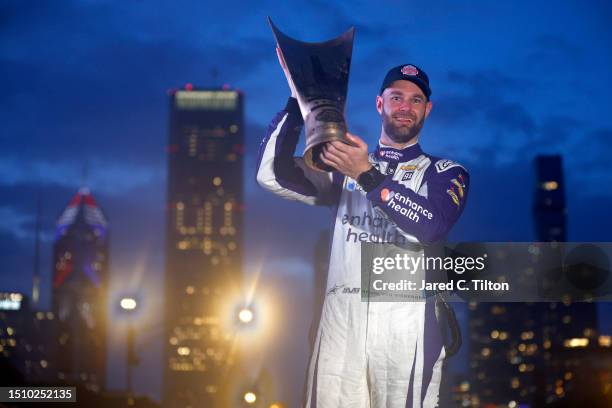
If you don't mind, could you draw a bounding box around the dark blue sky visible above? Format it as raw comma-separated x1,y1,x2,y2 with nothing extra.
1,0,612,404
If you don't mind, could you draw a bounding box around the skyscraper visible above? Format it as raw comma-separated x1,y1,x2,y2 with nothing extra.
533,155,597,405
164,86,244,407
468,156,598,406
533,155,566,242
52,187,109,392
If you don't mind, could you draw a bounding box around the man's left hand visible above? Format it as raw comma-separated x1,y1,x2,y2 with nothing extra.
320,133,372,179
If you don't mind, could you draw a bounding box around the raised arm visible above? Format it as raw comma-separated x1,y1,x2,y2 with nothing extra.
256,97,341,206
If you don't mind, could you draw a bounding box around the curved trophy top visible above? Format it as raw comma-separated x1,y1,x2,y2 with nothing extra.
268,17,355,108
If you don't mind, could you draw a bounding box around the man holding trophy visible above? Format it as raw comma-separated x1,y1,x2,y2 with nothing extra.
257,21,470,407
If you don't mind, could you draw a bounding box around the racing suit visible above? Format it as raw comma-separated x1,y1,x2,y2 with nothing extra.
256,98,470,407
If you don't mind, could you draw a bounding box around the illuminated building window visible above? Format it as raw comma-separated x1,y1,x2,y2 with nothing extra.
177,347,190,356
490,305,505,315
562,315,571,324
205,385,218,393
583,328,595,337
490,330,499,339
213,177,222,186
542,181,558,191
177,241,189,250
599,335,611,347
229,125,239,133
511,378,520,389
176,202,184,210
481,347,491,357
6,327,14,336
169,337,178,345
188,133,198,156
185,286,195,295
40,360,48,368
228,242,237,251
521,331,534,340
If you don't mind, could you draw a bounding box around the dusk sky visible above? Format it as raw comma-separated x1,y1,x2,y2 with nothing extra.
1,1,612,405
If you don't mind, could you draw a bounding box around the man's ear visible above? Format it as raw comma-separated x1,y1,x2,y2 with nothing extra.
424,100,433,118
376,95,383,115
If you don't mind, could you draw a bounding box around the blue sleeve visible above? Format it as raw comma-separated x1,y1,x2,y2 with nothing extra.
256,97,341,206
365,165,469,243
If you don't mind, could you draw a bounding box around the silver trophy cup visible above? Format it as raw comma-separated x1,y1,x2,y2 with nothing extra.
269,17,355,172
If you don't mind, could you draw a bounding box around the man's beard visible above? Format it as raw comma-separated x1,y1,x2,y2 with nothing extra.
382,107,425,144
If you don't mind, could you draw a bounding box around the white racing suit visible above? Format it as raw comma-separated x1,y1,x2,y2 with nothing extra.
256,98,470,407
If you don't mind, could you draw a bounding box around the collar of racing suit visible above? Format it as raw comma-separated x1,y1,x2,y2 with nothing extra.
374,141,423,163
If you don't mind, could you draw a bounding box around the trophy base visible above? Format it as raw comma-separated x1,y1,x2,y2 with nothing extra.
303,110,353,172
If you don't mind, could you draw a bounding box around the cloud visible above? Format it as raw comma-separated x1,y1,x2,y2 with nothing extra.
0,159,164,196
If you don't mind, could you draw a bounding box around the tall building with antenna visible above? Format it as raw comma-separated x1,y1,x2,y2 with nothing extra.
52,187,109,392
164,85,245,407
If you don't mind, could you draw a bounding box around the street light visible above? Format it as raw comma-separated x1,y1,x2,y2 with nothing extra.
119,296,139,402
244,391,257,404
238,307,254,324
120,297,137,311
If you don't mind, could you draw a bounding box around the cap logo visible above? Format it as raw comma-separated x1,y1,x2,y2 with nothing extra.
401,65,419,76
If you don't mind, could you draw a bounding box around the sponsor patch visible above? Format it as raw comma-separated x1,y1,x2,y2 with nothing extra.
447,188,460,208
345,178,364,193
451,178,465,198
435,159,463,173
327,284,360,295
402,171,414,181
400,165,418,171
379,149,402,161
381,188,393,202
401,65,419,76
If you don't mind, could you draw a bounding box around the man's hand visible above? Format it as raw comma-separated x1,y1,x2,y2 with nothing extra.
276,46,297,98
320,133,372,179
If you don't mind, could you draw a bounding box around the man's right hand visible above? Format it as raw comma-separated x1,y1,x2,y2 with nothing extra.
276,46,297,98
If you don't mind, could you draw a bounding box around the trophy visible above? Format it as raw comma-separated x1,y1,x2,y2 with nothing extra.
269,17,355,172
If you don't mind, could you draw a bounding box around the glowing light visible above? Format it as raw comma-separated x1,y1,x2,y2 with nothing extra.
238,308,254,324
177,347,191,356
598,335,611,347
564,338,589,348
120,297,137,310
213,177,222,186
543,181,558,191
244,392,256,403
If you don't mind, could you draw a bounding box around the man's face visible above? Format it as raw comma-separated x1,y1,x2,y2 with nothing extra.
376,80,433,144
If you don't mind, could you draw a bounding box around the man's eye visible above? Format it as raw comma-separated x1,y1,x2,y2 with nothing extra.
392,96,401,101
412,98,423,104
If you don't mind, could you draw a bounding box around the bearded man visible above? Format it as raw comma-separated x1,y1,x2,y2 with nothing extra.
257,59,470,407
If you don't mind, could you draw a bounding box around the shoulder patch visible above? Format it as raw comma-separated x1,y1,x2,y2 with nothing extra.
435,159,465,173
